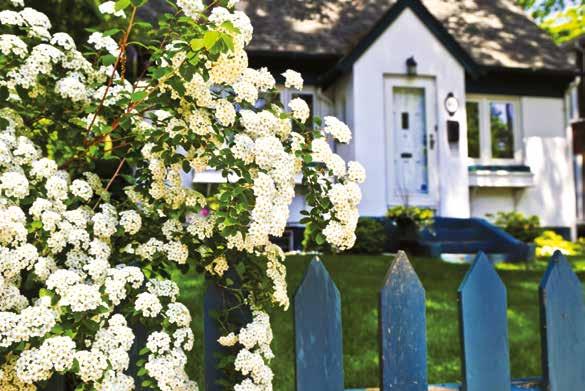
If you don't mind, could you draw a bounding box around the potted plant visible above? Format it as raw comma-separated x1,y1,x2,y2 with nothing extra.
386,205,434,252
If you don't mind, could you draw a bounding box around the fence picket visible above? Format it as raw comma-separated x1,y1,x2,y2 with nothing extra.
42,375,66,391
458,252,511,391
379,251,427,391
203,279,252,391
539,251,585,390
294,258,344,391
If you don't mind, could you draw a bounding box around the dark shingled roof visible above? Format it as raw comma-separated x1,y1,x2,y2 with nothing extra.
237,0,574,72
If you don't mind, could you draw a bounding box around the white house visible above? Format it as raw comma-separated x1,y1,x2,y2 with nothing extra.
233,0,579,242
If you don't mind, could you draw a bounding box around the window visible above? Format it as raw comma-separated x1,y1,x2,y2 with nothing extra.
489,102,515,159
466,96,521,163
466,102,480,159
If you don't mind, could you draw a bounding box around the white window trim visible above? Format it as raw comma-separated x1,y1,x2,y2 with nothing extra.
466,94,523,165
566,80,581,123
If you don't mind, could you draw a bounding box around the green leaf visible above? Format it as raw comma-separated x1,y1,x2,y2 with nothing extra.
190,38,205,51
131,90,148,102
102,28,121,37
220,21,239,34
203,31,221,50
134,21,152,29
115,0,132,11
0,118,9,131
182,160,191,173
0,86,8,102
101,54,117,66
221,34,234,52
39,288,52,298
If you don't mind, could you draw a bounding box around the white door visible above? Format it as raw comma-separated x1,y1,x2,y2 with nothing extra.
385,79,438,207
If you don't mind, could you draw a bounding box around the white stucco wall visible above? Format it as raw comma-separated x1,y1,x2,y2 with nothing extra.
352,7,470,217
470,97,576,230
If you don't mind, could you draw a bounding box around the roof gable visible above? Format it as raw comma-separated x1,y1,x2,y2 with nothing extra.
332,0,479,78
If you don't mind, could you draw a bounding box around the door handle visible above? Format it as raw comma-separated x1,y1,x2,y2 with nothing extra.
429,134,435,150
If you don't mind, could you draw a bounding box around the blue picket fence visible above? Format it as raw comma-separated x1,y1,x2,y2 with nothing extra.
45,250,585,390
292,251,585,391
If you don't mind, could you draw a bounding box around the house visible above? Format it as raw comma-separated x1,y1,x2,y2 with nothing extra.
235,0,579,243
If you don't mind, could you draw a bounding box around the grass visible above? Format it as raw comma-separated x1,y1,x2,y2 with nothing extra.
175,254,585,389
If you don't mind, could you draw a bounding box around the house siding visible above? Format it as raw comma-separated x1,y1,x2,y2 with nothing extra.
352,7,470,218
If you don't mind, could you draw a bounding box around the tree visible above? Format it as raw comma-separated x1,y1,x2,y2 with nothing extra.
517,0,585,43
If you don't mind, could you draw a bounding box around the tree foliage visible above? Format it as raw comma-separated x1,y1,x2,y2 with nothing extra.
517,0,585,43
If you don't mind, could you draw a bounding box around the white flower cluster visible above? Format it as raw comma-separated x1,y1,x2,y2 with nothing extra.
143,301,197,391
323,116,352,143
232,311,274,390
0,12,105,100
15,336,76,383
309,139,366,250
177,0,205,20
88,31,120,57
288,97,310,123
265,244,289,310
0,112,196,387
99,1,126,18
282,69,303,90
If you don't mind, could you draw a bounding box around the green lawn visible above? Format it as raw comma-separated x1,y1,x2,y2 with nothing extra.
175,254,585,389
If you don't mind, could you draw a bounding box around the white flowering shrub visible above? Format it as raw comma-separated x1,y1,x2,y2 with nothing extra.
0,0,365,389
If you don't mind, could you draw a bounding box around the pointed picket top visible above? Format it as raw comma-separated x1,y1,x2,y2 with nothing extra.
382,250,424,291
540,251,585,390
379,251,427,391
294,257,344,391
458,252,511,391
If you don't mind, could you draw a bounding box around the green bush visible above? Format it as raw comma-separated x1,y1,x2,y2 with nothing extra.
349,218,387,254
535,230,583,257
489,211,541,243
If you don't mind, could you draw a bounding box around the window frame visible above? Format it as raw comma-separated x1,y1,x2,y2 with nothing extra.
466,94,523,165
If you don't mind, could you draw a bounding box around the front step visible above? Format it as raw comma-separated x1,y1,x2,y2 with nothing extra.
440,253,509,264
419,217,534,262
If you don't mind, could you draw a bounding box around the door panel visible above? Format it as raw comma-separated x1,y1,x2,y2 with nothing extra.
393,87,429,196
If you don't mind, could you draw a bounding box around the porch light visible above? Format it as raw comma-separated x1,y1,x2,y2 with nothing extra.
406,56,417,76
444,92,459,116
